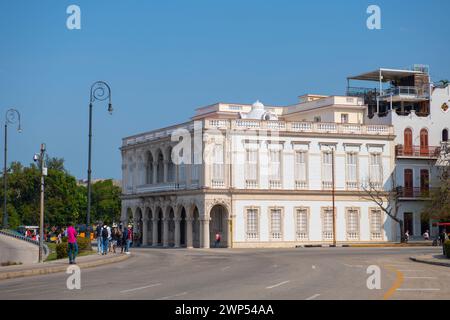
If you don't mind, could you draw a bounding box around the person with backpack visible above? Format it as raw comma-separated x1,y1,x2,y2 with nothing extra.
101,224,109,255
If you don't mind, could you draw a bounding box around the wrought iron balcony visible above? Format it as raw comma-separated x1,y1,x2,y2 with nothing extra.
395,145,440,158
397,187,432,199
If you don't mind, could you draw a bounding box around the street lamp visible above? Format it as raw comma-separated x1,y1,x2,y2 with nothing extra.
34,143,46,263
2,108,22,229
86,81,113,239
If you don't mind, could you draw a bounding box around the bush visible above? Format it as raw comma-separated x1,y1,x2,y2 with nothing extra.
445,240,450,259
56,237,92,259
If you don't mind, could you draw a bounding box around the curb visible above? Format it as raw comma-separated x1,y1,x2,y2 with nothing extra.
0,254,130,281
409,256,450,268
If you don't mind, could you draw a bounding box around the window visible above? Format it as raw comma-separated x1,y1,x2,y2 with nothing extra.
443,129,449,142
420,128,429,155
404,169,413,197
314,116,321,122
269,149,281,188
322,151,333,189
322,208,334,240
346,208,360,240
420,169,429,196
270,209,283,240
295,151,308,189
245,149,258,188
341,113,349,123
246,208,259,240
295,208,309,240
212,143,224,187
369,153,383,188
346,152,358,190
404,128,413,155
370,209,383,240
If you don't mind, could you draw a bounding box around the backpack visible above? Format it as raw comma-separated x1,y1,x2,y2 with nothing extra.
102,227,109,238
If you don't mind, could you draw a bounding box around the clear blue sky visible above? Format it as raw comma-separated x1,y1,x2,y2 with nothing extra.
0,0,449,180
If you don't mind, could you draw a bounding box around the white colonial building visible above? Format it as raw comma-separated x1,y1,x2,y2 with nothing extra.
348,65,450,239
121,91,402,248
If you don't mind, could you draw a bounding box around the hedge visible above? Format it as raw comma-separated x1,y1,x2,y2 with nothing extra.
56,237,92,259
445,240,450,259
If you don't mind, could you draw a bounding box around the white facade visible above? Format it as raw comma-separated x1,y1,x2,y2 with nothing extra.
121,97,398,248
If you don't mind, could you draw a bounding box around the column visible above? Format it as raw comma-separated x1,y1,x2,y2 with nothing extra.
142,217,148,246
163,218,169,247
186,218,193,249
227,218,232,248
174,218,181,248
152,218,158,246
133,217,139,245
200,218,210,248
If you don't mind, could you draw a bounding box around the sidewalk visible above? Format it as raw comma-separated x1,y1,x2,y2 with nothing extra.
410,254,450,267
0,252,130,281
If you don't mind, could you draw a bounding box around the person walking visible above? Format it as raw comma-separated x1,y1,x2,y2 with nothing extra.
101,224,109,255
404,230,410,243
125,225,133,254
67,222,78,264
423,230,430,241
440,229,448,255
121,226,128,254
95,223,102,255
214,232,221,248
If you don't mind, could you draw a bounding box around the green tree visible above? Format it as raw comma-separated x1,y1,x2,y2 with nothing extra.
90,179,121,224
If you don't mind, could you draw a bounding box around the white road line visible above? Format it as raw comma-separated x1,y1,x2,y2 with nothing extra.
157,292,188,300
266,280,290,289
398,270,422,272
221,266,231,271
120,283,162,293
343,263,364,268
404,277,437,279
396,288,440,292
305,294,321,300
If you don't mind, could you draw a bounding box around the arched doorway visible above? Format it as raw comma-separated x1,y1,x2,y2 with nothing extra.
420,128,429,156
442,129,449,142
156,149,164,183
180,207,186,246
404,128,413,155
157,208,163,245
209,205,229,248
134,208,143,247
193,207,200,248
146,152,154,184
168,208,175,247
145,207,153,246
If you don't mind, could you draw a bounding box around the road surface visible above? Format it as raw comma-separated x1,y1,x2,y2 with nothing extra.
0,247,448,300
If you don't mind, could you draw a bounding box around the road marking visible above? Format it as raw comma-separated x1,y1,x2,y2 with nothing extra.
221,266,231,271
120,283,161,293
266,280,290,289
157,292,188,300
398,270,421,272
396,288,440,292
305,294,320,300
343,263,364,268
383,266,404,300
404,277,437,279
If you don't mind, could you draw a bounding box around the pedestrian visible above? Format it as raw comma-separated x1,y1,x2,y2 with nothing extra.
214,232,221,248
57,231,62,244
111,225,118,254
67,222,78,264
440,229,448,255
95,223,102,255
126,225,133,254
404,230,410,243
423,230,430,241
101,224,109,255
121,226,128,254
107,224,112,253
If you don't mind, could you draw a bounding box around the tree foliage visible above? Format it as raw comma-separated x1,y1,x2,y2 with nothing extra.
0,157,121,229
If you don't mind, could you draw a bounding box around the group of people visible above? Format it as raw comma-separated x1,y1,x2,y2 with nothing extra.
95,223,133,255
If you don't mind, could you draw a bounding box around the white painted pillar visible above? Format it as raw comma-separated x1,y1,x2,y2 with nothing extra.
152,162,158,184
174,218,181,248
163,218,169,247
142,217,148,246
200,218,210,248
227,218,232,248
152,218,158,246
186,218,193,249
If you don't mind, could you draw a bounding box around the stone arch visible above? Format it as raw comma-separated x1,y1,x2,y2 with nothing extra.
156,148,164,183
156,206,164,245
133,207,143,247
192,205,200,248
166,145,176,183
209,204,230,248
143,206,153,246
167,206,176,247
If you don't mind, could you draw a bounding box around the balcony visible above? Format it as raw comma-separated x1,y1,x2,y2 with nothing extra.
397,187,432,199
395,145,440,158
135,182,188,193
380,86,430,101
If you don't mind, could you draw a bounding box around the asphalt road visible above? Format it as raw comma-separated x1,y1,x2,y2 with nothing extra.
0,247,448,300
0,234,38,265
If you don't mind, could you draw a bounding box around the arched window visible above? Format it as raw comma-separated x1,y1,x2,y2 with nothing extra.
404,128,413,156
420,128,429,156
443,129,449,142
146,152,153,184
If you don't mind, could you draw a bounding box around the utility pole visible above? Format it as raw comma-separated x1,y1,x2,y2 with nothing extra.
37,143,46,263
332,147,336,247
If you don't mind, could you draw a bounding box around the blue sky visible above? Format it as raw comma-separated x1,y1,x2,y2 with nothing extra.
0,0,449,180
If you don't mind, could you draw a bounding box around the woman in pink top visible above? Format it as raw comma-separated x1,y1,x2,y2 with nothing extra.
66,223,78,264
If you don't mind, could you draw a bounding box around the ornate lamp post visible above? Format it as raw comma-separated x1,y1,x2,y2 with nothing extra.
3,109,22,229
86,81,113,239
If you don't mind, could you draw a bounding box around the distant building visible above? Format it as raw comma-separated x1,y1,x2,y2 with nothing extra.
77,179,122,189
